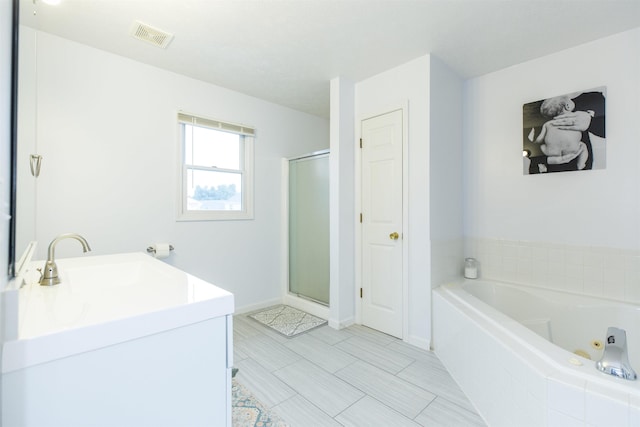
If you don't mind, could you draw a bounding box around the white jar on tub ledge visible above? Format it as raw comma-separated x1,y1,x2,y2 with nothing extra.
464,258,478,279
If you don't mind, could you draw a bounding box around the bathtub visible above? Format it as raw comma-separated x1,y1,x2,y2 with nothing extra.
433,280,640,427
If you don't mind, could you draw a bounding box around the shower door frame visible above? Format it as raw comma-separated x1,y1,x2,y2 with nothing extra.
280,150,330,320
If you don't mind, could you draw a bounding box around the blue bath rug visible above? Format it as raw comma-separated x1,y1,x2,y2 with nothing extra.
248,305,327,338
232,378,288,427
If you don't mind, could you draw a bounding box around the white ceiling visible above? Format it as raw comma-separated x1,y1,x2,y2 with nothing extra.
21,0,640,118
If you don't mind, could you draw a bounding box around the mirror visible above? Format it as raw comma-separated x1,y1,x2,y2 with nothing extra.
14,0,39,274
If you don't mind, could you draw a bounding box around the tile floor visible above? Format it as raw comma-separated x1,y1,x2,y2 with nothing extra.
233,314,487,427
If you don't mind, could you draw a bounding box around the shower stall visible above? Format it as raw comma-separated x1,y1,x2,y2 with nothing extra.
285,150,329,310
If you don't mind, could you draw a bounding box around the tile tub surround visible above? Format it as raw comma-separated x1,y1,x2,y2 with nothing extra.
465,238,640,303
233,315,486,427
433,282,640,427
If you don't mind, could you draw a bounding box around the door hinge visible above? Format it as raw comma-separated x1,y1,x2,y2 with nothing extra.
360,213,363,223
360,288,363,298
359,138,363,148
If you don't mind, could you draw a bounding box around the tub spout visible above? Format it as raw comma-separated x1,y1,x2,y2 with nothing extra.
596,327,637,381
39,233,92,286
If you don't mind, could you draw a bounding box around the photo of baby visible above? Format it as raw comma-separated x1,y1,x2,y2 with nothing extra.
522,87,606,175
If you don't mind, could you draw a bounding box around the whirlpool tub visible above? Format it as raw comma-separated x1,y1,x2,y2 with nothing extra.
433,280,640,427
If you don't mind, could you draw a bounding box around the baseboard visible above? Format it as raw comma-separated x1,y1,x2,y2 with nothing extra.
235,298,283,315
328,316,355,330
406,334,431,351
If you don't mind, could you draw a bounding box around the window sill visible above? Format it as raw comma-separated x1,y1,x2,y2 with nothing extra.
177,210,254,221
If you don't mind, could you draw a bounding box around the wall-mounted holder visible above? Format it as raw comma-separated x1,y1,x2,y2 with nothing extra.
30,154,42,177
146,244,174,254
146,243,174,259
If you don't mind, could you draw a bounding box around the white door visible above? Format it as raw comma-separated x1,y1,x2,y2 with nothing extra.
361,109,403,338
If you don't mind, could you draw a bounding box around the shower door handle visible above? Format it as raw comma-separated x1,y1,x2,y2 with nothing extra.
389,232,399,240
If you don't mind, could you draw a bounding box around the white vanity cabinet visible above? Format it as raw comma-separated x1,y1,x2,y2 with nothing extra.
1,253,234,427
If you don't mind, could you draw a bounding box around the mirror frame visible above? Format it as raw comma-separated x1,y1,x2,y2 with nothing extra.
8,0,19,278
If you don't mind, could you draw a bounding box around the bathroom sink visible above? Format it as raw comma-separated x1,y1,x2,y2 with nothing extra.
64,259,175,288
3,252,234,373
2,252,235,426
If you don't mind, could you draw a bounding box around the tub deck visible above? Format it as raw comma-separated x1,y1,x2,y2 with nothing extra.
433,280,640,427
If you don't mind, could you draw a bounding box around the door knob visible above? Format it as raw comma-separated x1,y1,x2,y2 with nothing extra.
389,232,399,240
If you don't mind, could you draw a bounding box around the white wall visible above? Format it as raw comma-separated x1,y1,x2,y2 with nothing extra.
329,77,356,329
20,28,329,310
356,55,432,348
464,28,640,251
429,56,464,287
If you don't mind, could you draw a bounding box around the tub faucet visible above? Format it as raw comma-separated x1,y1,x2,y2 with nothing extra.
595,327,637,381
39,233,92,286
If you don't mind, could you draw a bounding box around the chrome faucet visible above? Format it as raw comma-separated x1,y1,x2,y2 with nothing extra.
39,233,92,286
596,327,637,380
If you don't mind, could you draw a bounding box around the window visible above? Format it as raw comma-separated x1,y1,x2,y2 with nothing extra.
178,112,254,220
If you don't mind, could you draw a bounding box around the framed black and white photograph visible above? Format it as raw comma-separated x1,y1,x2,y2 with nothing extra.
523,87,606,175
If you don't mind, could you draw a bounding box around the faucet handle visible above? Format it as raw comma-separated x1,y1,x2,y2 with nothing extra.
39,260,61,286
596,327,637,381
606,327,623,347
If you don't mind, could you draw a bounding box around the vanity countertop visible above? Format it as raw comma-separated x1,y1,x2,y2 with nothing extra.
2,252,234,373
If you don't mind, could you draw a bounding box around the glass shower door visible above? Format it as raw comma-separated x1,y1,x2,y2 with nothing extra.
288,152,329,305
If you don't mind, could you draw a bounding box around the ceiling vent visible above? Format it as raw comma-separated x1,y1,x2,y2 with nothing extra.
130,21,174,49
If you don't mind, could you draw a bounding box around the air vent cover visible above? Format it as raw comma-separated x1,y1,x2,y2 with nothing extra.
130,21,174,49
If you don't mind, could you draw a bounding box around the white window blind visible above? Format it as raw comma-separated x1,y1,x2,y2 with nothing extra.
178,112,255,137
